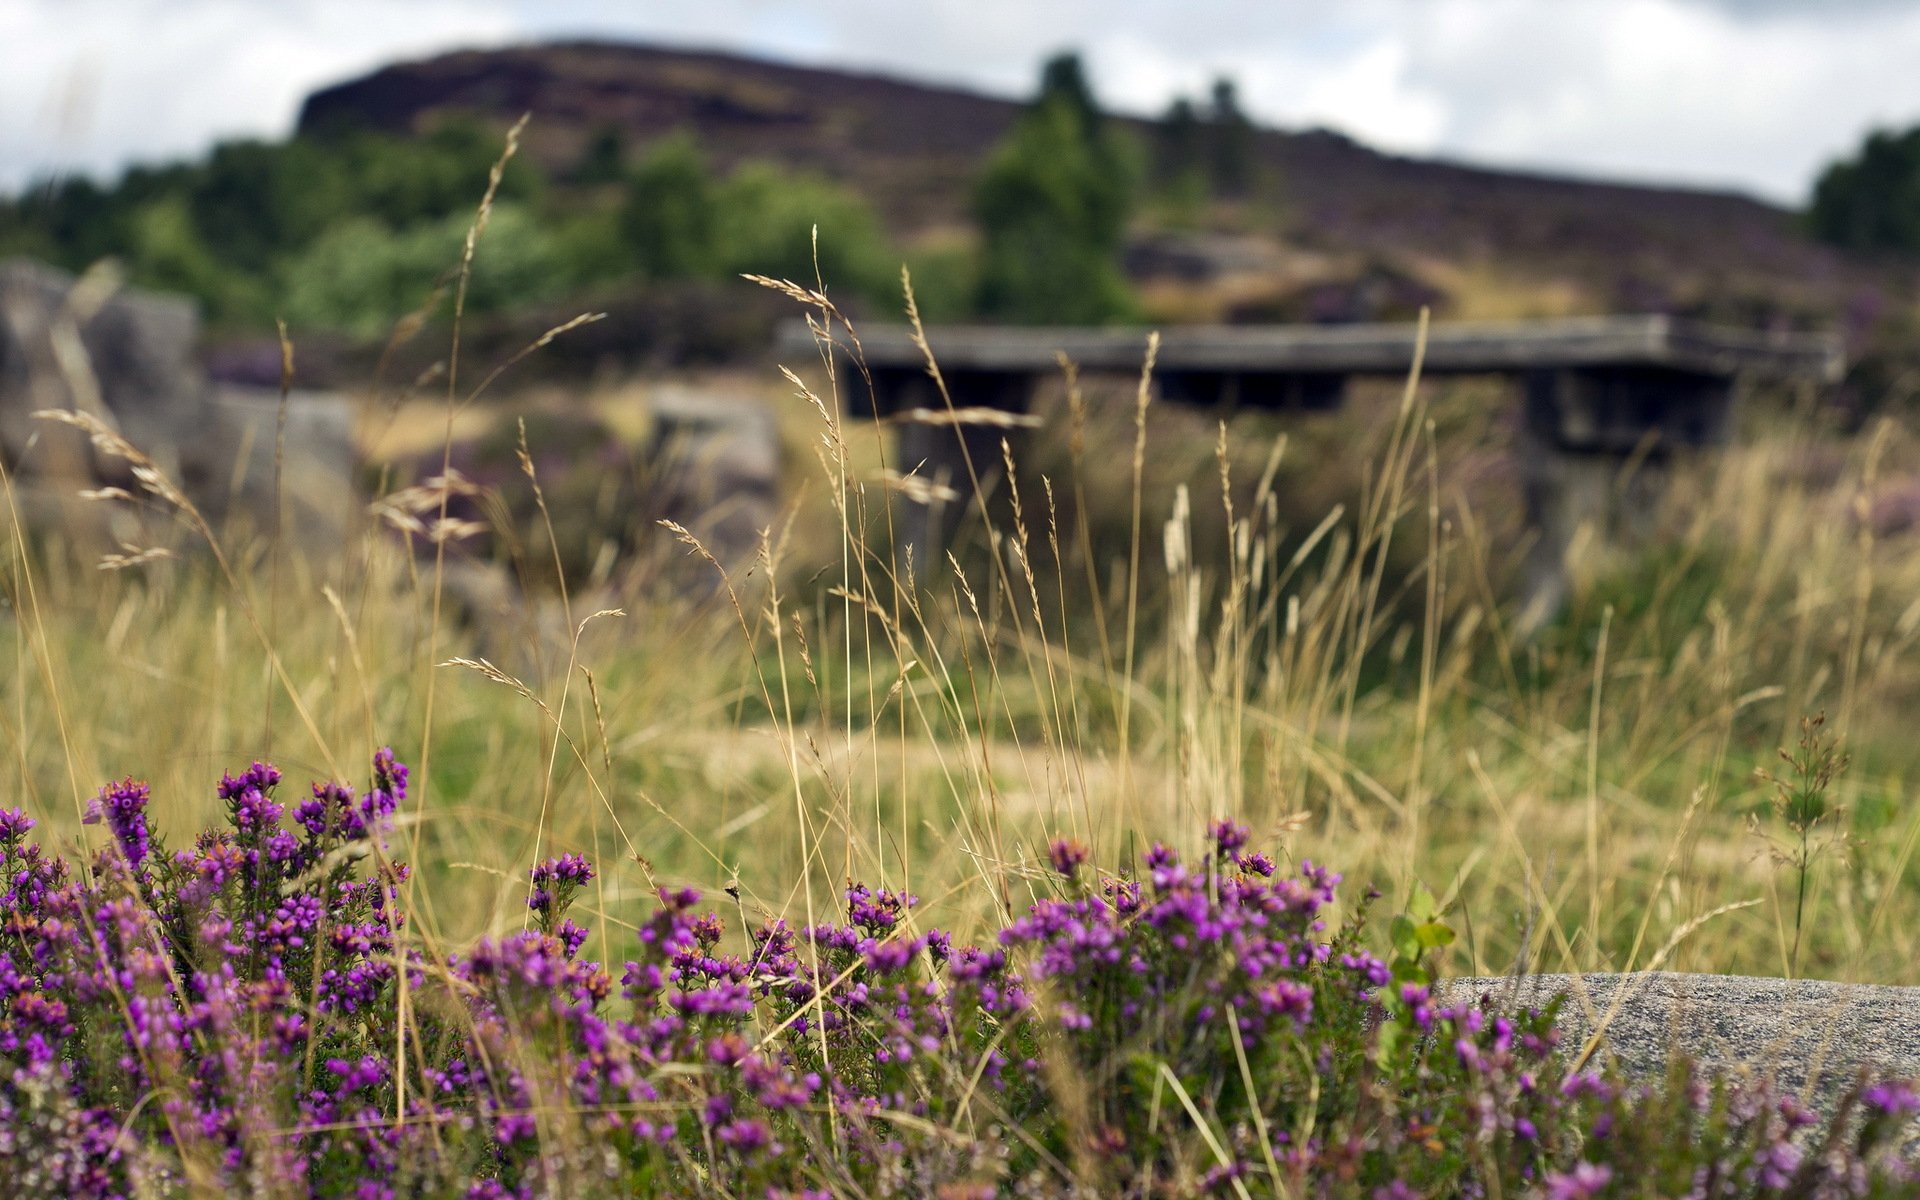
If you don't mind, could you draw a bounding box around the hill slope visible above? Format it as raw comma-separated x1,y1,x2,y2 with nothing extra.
298,40,1903,335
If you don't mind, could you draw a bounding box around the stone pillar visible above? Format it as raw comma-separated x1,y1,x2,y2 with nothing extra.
880,368,1035,576
648,387,781,571
1515,366,1734,632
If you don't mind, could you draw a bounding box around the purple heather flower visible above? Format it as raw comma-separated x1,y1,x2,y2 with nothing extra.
1561,1071,1616,1102
1047,837,1090,877
371,746,408,806
1209,818,1249,856
325,1054,387,1094
845,883,914,936
218,761,283,836
1864,1080,1920,1116
0,806,34,846
84,778,153,870
1256,979,1314,1027
1544,1162,1612,1200
495,1111,537,1143
1756,1139,1802,1189
16,783,1920,1199
1340,951,1392,989
529,853,594,890
1234,850,1277,876
264,894,325,949
716,1117,772,1154
527,853,595,927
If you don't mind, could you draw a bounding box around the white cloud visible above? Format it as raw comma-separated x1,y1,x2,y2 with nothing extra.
3,0,1919,202
0,0,518,188
1386,0,1920,196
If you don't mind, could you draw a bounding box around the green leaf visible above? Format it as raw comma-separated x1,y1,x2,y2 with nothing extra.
1391,959,1431,989
1376,1019,1405,1063
1390,914,1419,961
1408,881,1439,924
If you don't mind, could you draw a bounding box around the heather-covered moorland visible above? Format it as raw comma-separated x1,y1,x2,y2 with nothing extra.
8,96,1920,1196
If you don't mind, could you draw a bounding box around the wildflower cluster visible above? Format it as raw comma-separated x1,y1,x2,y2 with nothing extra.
1,771,1915,1197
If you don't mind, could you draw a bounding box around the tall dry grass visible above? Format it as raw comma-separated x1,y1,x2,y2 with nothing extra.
6,191,1920,1052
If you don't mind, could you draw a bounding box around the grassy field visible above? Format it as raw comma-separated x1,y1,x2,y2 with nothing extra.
7,284,1920,1004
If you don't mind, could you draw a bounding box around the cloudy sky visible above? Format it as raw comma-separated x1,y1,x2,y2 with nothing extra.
2,0,1916,204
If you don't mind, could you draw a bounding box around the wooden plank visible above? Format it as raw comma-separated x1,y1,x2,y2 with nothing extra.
777,316,1844,383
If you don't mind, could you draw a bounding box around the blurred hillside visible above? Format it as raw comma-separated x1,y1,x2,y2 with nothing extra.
297,42,1906,330
2,39,1913,389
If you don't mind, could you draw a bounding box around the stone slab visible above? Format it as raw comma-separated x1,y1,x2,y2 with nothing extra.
1442,972,1920,1121
778,317,1844,385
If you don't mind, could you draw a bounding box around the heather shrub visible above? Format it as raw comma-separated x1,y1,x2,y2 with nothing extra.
3,758,1917,1197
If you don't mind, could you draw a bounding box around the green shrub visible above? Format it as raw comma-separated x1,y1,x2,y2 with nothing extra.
974,53,1138,324
279,203,570,336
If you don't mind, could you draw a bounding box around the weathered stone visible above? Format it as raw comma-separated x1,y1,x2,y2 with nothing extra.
0,259,359,556
1123,231,1287,285
646,385,780,569
208,385,358,547
0,259,204,489
1441,972,1920,1126
875,369,1033,570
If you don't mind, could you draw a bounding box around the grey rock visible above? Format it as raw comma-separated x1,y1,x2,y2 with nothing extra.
0,258,204,485
646,385,779,568
208,385,357,548
1441,972,1920,1123
1123,231,1286,284
0,259,359,556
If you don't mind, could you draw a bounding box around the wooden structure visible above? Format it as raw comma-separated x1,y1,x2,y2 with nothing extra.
777,316,1844,619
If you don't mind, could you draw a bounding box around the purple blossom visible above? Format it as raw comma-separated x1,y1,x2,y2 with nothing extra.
218,762,283,836
1208,818,1249,856
1544,1162,1613,1200
6,763,1916,1197
0,807,34,846
1865,1079,1920,1116
527,852,596,921
1047,837,1090,877
83,778,153,870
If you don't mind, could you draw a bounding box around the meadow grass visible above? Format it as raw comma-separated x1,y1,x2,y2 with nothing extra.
5,277,1918,997
9,112,1920,1198
10,234,1920,1192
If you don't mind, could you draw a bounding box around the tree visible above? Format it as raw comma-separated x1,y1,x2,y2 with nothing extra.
573,124,629,185
189,139,343,274
973,52,1137,324
1810,126,1920,253
280,203,567,336
619,133,721,280
714,164,895,307
1153,76,1259,203
1206,78,1257,198
1156,97,1205,185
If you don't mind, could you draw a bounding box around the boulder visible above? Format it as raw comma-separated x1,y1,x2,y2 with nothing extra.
0,258,357,554
0,258,205,492
1442,972,1920,1126
207,385,358,548
646,384,780,570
